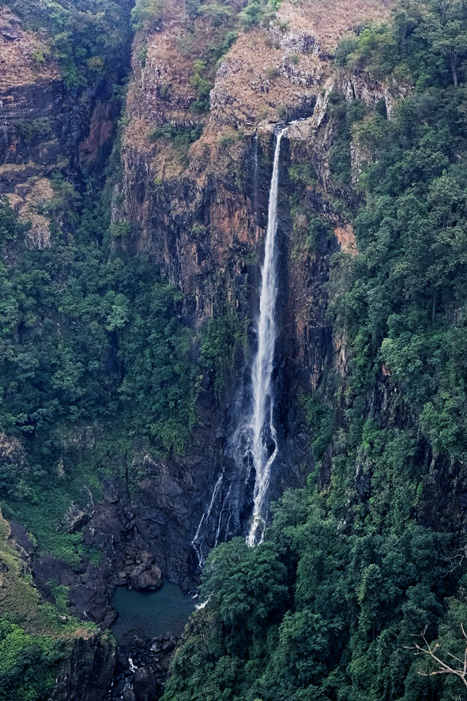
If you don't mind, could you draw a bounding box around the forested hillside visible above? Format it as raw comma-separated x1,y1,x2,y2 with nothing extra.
163,2,467,699
0,0,466,699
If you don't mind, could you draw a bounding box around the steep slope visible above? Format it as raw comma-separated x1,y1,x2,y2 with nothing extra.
112,0,396,578
161,1,467,699
3,0,466,699
0,0,397,646
0,0,130,246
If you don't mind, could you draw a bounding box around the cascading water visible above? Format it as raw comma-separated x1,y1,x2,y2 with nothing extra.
190,125,288,563
246,126,287,547
191,473,224,568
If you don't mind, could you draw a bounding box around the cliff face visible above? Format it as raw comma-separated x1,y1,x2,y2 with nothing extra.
0,1,401,697
50,632,116,701
0,6,119,247
1,0,400,644
26,1,402,626
118,0,393,313
105,0,397,583
0,0,397,578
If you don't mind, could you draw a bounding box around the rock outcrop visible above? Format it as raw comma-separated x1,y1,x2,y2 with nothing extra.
50,631,117,701
0,6,121,247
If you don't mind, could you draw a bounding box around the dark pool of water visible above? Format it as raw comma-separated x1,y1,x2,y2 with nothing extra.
111,581,196,645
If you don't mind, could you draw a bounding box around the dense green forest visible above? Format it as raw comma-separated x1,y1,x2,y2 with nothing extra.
162,1,467,699
0,176,202,556
1,0,467,698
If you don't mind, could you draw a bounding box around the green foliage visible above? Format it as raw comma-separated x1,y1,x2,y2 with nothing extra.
199,315,245,398
0,619,67,701
328,95,367,184
197,3,233,26
0,183,199,500
150,123,204,148
163,492,452,701
300,393,334,461
0,511,92,699
47,580,69,611
331,49,467,467
150,123,204,165
164,3,467,700
15,118,51,145
238,0,279,29
288,162,318,186
131,0,165,31
117,277,197,455
339,0,467,88
5,0,132,90
191,60,214,112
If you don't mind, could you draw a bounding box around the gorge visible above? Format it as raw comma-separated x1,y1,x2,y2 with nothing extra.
0,0,466,699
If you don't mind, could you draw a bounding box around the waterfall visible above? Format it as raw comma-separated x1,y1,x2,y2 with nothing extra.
246,126,287,547
191,473,224,568
190,125,288,564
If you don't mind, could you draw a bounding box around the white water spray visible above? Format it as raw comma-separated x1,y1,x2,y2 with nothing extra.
191,473,223,568
246,126,287,547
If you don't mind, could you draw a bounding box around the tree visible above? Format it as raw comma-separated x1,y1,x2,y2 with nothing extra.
422,0,467,87
412,625,467,689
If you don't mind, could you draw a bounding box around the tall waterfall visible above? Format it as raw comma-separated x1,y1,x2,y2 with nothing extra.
247,126,287,547
190,126,287,564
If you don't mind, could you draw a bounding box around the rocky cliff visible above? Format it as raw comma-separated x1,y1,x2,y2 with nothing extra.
106,0,397,587
0,4,124,247
0,0,397,619
0,0,406,699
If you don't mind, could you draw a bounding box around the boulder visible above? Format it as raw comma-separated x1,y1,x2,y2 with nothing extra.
63,503,91,533
133,667,159,701
128,564,162,591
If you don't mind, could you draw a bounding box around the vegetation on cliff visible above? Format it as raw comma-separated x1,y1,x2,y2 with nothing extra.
163,1,467,699
0,0,132,88
1,0,467,698
0,174,201,518
0,512,99,701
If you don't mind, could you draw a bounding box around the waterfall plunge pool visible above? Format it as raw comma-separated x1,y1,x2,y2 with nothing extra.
111,581,196,645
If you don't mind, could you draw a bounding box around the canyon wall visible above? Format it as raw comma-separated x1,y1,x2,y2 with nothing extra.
0,1,400,698
0,0,397,615
104,0,397,583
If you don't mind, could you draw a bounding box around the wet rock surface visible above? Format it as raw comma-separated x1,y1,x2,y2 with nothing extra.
109,634,179,701
50,632,117,701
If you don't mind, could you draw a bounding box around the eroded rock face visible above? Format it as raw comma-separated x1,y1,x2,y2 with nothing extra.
50,632,117,701
94,0,399,608
0,2,401,698
109,633,178,701
28,0,401,630
0,7,120,247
